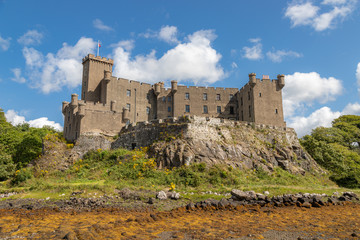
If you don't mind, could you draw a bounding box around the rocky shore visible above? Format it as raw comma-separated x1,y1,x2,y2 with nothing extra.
0,189,358,212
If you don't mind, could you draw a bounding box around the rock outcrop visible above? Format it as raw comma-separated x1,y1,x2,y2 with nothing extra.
112,116,323,174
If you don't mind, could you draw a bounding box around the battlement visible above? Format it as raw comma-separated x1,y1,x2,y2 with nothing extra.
82,54,114,65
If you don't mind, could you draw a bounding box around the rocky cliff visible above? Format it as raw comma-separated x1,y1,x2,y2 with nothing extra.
112,116,323,174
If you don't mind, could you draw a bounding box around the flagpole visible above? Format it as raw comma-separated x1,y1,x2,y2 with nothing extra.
97,40,100,56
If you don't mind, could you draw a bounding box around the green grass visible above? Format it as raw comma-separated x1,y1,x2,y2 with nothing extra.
1,148,359,202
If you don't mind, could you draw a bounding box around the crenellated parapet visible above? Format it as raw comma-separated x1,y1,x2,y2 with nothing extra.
82,54,114,65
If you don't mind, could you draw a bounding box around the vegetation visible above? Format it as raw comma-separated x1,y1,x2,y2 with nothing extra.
0,108,60,181
301,115,360,188
1,107,359,201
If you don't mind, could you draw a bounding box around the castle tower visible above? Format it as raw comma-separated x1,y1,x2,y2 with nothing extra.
81,54,114,102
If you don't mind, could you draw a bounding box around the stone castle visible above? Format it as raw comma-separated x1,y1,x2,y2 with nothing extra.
62,54,285,141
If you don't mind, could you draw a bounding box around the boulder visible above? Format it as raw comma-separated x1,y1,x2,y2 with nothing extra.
156,191,167,200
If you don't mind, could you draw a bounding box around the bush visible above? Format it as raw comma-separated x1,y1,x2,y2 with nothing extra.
0,154,16,181
11,168,33,185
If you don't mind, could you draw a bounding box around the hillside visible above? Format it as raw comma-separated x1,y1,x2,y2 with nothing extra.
112,116,323,175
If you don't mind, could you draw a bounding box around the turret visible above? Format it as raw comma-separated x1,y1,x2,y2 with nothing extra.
104,70,111,84
249,73,256,87
171,80,178,93
78,103,86,117
111,100,116,112
62,101,69,114
277,74,285,89
70,94,78,109
122,107,130,122
154,83,161,95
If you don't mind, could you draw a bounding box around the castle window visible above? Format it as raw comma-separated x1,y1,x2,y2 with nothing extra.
203,105,208,114
146,94,149,100
126,103,131,111
241,111,244,121
203,93,207,100
248,92,250,100
229,94,234,100
146,107,150,115
185,105,190,113
168,96,171,102
241,97,243,106
185,93,190,100
275,109,278,114
259,92,262,97
168,106,171,112
230,106,234,115
217,106,221,114
249,105,251,117
162,96,166,102
127,89,131,97
216,94,221,101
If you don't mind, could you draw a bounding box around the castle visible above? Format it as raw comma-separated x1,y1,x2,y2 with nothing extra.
62,54,286,141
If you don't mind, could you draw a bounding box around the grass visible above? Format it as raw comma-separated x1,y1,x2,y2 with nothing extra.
1,147,360,202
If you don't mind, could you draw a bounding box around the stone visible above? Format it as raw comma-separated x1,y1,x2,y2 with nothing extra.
170,192,180,200
156,191,167,200
302,202,312,208
147,198,155,204
231,189,254,201
186,202,195,211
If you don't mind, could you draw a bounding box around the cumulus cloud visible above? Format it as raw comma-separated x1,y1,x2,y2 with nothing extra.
17,30,43,46
10,68,26,83
288,102,360,137
287,107,341,137
158,25,179,44
22,37,96,93
93,19,114,31
285,0,356,31
285,2,319,27
242,38,263,60
356,62,360,94
266,49,302,62
140,25,180,44
5,109,62,131
113,29,225,85
342,102,360,115
0,35,11,51
283,72,343,117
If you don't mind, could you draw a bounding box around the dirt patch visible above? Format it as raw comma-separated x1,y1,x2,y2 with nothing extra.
0,203,359,239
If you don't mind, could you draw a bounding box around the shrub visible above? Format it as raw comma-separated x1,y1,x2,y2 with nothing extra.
11,168,33,185
0,154,16,181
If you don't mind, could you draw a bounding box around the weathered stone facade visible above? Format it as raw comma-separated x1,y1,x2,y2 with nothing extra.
62,54,286,141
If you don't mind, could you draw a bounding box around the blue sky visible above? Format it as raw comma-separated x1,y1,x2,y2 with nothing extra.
1,0,360,136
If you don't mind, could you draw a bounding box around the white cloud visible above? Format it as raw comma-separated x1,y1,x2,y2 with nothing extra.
266,49,302,62
231,62,238,69
288,101,360,137
158,25,179,44
140,25,180,44
288,107,341,137
21,37,96,93
285,0,356,31
0,35,11,51
283,72,343,117
17,30,43,46
342,102,360,115
10,68,26,83
110,40,134,52
4,110,63,131
113,29,225,85
356,62,360,94
322,0,348,5
93,19,114,31
242,38,263,60
285,2,319,27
